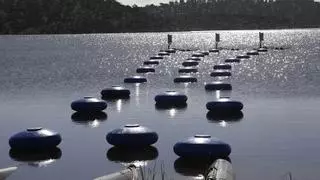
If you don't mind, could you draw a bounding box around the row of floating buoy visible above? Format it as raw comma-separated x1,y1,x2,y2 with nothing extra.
7,45,274,176
8,124,230,159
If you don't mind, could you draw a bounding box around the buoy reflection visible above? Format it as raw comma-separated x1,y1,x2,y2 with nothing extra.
155,103,187,118
9,147,62,168
71,112,107,128
107,146,158,167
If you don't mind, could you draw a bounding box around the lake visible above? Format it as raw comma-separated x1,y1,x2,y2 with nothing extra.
0,29,320,180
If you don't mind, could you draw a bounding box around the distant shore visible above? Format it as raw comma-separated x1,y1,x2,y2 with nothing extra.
1,0,319,34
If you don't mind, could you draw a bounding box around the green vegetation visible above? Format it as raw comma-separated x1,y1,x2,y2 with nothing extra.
0,0,319,34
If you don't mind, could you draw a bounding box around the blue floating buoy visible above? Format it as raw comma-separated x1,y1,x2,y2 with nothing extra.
257,48,268,52
225,58,240,63
106,124,158,147
213,64,232,70
158,52,170,56
71,97,107,112
246,50,259,55
155,91,187,106
178,67,198,73
182,60,199,67
187,57,201,61
174,135,231,158
136,66,155,73
9,128,62,150
206,98,243,112
210,70,231,77
209,49,220,53
150,56,163,60
192,53,205,58
124,76,147,83
200,51,209,56
101,86,130,99
205,82,232,91
174,75,197,83
144,60,159,65
165,49,176,53
236,55,250,59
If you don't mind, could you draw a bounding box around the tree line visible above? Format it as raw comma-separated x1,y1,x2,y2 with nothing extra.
0,0,319,34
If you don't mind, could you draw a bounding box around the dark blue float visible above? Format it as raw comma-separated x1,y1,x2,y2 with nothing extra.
209,49,220,53
106,124,158,147
182,61,199,67
205,82,232,91
213,64,232,70
144,60,159,65
187,57,201,61
174,135,231,158
236,55,250,59
200,51,209,56
155,91,187,106
150,56,163,60
136,66,155,73
206,98,243,112
174,75,197,83
158,52,170,56
9,128,62,150
101,86,130,99
178,67,198,73
210,70,231,77
165,49,176,53
225,58,240,63
246,50,259,55
71,97,107,112
257,48,268,52
192,53,205,58
124,76,147,83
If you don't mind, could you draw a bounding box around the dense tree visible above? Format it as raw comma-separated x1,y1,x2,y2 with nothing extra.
0,0,319,34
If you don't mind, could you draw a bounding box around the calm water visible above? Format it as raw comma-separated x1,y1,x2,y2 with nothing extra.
0,29,320,180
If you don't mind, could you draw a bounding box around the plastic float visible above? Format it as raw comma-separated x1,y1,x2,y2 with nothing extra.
124,76,147,83
106,124,158,147
200,51,209,56
174,75,197,83
205,82,232,91
209,49,220,53
101,86,130,99
150,56,163,60
246,50,259,55
9,128,62,150
178,67,198,73
174,135,231,158
143,60,159,65
210,70,231,77
192,53,205,57
136,66,155,73
206,98,243,112
158,51,170,56
257,48,268,52
182,60,199,67
71,97,107,112
187,57,201,61
213,64,232,70
225,58,240,63
155,91,187,106
236,55,250,59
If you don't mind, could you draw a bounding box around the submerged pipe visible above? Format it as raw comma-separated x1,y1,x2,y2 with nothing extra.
94,166,138,180
0,166,18,180
206,159,234,180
